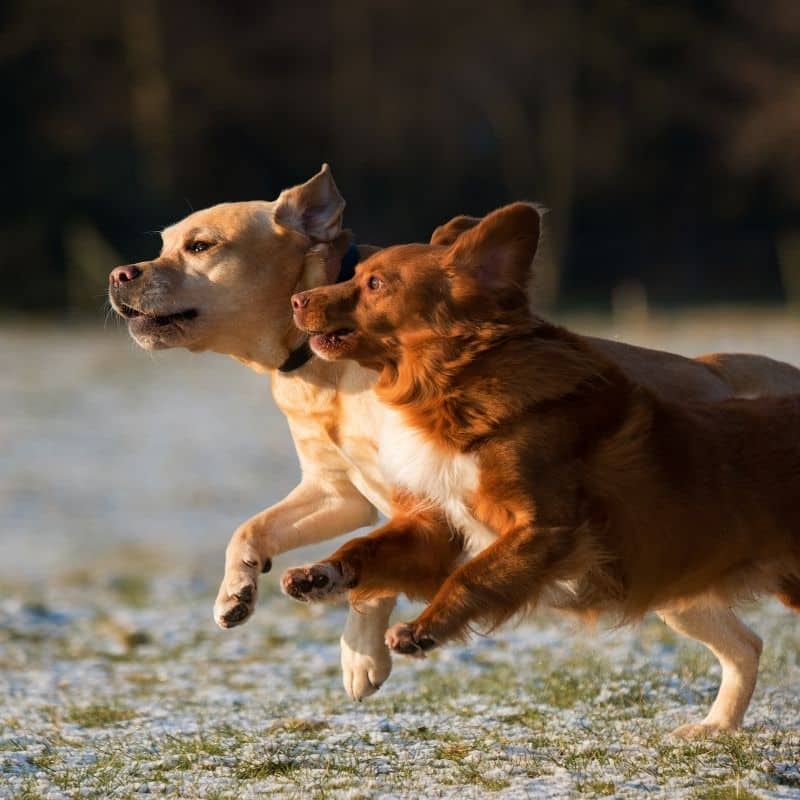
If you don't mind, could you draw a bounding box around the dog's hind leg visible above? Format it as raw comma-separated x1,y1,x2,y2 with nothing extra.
658,604,762,738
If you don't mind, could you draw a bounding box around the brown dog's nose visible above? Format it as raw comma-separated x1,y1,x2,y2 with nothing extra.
291,292,310,310
109,265,142,285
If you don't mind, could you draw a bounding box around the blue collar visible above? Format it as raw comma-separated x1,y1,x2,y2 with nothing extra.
337,242,360,283
278,242,360,374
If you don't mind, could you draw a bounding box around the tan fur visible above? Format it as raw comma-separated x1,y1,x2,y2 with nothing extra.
286,202,800,734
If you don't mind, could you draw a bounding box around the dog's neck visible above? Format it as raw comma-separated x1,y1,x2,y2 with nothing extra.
234,232,361,376
277,240,361,374
376,317,631,451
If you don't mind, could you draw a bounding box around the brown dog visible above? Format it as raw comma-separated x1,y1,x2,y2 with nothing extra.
285,202,800,735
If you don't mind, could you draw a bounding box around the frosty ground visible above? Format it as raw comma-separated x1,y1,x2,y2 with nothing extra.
1,314,799,799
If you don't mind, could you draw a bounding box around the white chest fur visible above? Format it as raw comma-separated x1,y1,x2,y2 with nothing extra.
378,409,498,557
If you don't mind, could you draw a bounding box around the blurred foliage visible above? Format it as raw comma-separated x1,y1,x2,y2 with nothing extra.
2,0,800,312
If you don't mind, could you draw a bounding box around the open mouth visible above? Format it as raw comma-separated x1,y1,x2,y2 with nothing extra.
119,303,198,326
308,328,356,355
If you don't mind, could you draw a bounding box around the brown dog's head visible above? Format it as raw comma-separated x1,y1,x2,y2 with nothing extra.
291,202,542,371
108,164,346,369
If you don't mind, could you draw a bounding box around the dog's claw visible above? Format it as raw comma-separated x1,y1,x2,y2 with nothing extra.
418,634,437,651
385,622,437,658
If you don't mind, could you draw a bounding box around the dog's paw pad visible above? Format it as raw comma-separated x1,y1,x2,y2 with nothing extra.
281,562,353,602
214,580,258,629
220,602,250,626
235,584,255,604
385,623,436,658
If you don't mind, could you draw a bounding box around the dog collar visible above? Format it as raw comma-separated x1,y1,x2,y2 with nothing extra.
278,242,361,374
277,340,314,373
336,241,360,283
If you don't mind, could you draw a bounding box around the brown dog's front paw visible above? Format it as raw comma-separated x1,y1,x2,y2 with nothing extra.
384,622,437,659
281,561,356,603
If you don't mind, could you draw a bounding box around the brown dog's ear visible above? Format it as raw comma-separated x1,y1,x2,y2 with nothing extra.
447,202,542,292
274,163,345,242
429,215,482,246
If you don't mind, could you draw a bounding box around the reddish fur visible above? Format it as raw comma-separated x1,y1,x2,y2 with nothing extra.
335,493,464,605
293,203,800,647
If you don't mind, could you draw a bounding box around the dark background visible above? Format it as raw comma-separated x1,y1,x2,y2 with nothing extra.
4,0,800,313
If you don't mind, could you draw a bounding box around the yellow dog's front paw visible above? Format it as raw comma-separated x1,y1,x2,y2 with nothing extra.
214,581,256,628
214,557,270,629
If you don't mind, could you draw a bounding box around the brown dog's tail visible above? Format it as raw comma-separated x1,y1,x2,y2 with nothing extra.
696,353,800,398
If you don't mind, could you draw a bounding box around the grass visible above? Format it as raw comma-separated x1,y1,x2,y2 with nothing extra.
233,757,299,780
270,717,329,735
3,319,800,799
693,787,764,800
65,703,137,728
106,574,151,608
577,778,616,795
1,588,798,799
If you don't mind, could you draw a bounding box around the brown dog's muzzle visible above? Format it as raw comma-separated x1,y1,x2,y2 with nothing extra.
291,283,356,334
290,289,317,332
291,283,362,361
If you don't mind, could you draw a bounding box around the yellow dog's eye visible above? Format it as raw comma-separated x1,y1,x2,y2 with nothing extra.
187,241,212,254
367,276,383,290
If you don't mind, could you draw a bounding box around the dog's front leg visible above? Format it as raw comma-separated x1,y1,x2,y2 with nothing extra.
214,478,377,629
340,595,395,701
280,510,462,698
280,510,463,604
216,478,396,700
385,523,583,657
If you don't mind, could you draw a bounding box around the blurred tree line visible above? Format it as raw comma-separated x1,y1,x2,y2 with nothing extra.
2,0,800,313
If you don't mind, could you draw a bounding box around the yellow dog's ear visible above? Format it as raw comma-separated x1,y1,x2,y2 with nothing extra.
296,231,355,291
446,202,542,292
429,214,482,247
274,163,345,242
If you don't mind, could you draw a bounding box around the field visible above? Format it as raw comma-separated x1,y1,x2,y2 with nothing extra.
2,313,799,799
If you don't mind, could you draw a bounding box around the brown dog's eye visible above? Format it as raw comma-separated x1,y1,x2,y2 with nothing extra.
367,276,383,291
186,241,212,254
